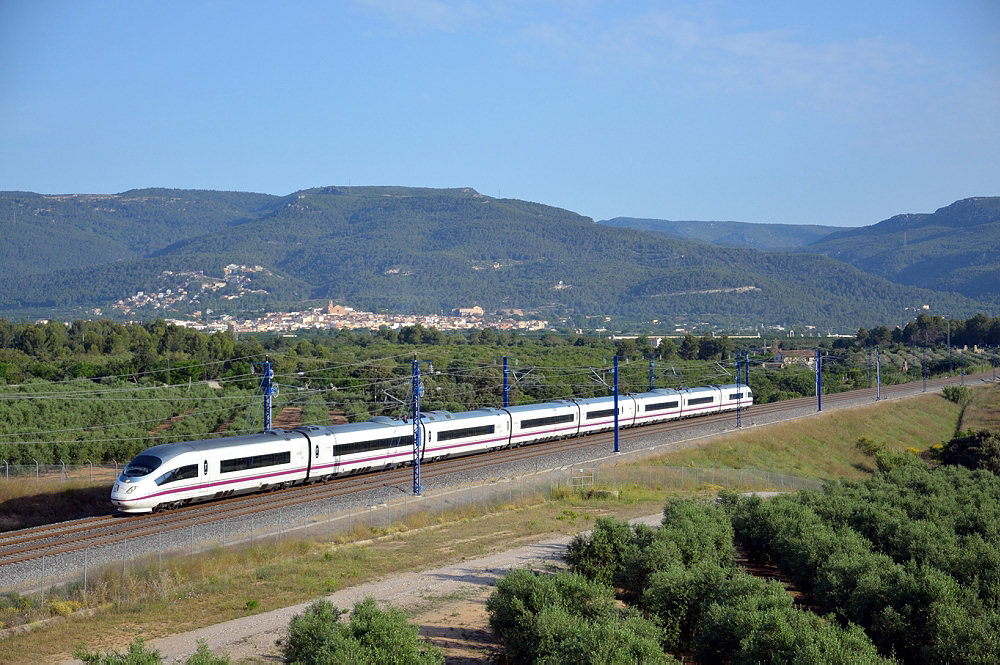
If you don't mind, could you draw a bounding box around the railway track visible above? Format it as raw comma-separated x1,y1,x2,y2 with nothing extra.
0,372,990,577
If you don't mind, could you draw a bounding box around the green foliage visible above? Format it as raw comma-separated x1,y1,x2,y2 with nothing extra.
73,638,162,665
565,517,638,587
280,598,442,665
939,429,1000,475
730,465,1000,662
873,448,922,474
855,437,886,457
943,385,974,405
486,569,670,664
184,640,230,665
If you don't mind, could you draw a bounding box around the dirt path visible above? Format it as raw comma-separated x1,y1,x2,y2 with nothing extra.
141,514,664,664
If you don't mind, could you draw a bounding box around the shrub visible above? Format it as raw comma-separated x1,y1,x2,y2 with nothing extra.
280,598,442,665
565,517,637,586
659,498,736,569
532,604,674,664
73,638,162,665
184,640,230,665
943,385,973,404
939,430,1000,475
855,436,886,457
487,568,670,664
641,559,730,652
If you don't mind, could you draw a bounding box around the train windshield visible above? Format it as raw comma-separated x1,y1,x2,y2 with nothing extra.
123,455,162,478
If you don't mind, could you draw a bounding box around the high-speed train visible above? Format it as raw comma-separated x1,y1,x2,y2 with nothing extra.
111,384,751,513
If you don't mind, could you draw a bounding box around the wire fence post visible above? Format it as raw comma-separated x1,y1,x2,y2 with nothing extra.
40,554,45,601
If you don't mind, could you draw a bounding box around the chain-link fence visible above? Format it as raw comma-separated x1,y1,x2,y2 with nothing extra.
0,461,121,483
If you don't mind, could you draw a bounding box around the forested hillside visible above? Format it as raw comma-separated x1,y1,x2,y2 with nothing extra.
0,187,988,328
803,197,1000,300
599,217,840,250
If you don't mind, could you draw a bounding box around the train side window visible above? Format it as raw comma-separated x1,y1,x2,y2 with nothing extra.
155,464,198,486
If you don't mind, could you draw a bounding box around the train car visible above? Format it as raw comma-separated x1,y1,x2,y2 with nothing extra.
574,395,637,435
307,419,415,479
506,400,580,446
422,408,511,459
111,430,310,513
717,384,753,412
632,388,683,425
677,386,724,418
113,378,755,514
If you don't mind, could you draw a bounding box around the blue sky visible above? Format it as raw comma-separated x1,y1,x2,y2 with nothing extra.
2,1,997,226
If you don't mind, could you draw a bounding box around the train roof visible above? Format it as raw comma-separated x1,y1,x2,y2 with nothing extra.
134,430,307,463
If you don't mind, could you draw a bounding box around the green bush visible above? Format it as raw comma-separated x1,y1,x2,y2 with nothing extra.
532,604,674,664
943,385,973,404
659,498,736,569
184,640,230,665
280,598,442,665
486,569,669,663
641,559,730,653
565,517,637,587
939,430,1000,475
73,638,162,665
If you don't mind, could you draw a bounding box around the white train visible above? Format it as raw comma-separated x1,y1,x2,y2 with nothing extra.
111,384,751,513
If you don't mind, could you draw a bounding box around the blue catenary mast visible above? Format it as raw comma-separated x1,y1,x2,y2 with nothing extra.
411,358,423,495
736,354,743,428
613,356,620,454
815,349,822,412
503,356,510,408
875,348,882,401
253,357,275,431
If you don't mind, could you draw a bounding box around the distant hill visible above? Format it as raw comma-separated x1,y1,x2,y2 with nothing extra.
802,197,1000,300
0,189,279,277
0,187,987,328
599,217,841,250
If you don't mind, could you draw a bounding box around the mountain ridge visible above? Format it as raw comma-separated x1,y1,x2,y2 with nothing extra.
0,187,991,328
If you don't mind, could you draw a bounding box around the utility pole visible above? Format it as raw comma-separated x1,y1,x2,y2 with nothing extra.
502,356,510,408
948,318,952,375
411,358,423,496
815,349,822,412
922,347,927,392
875,348,882,401
648,358,655,391
253,357,276,430
736,356,743,428
613,356,620,454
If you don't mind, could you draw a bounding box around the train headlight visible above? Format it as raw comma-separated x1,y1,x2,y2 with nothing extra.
126,486,137,495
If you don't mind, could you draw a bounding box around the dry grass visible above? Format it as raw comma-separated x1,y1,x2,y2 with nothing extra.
0,480,110,531
642,392,962,479
959,384,1000,433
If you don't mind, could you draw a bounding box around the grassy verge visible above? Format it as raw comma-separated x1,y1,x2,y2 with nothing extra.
0,390,973,662
959,383,1000,433
645,392,962,479
0,481,110,532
